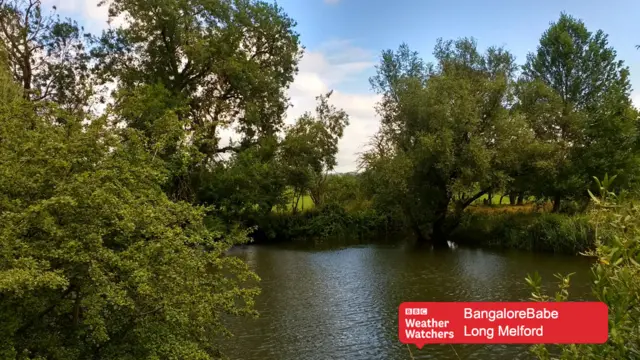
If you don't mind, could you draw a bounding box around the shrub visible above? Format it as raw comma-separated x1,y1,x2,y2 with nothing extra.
248,203,391,243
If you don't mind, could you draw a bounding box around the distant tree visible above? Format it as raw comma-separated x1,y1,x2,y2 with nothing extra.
196,138,288,220
324,173,363,209
281,91,349,210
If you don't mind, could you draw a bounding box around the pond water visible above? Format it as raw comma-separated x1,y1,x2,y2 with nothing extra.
223,242,594,360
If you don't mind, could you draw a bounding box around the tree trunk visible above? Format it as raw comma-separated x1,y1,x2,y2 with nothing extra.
292,189,301,214
487,192,493,205
517,192,524,205
430,196,453,248
509,193,517,205
552,194,561,213
499,195,505,205
22,46,33,100
407,210,428,244
431,219,450,248
431,188,490,247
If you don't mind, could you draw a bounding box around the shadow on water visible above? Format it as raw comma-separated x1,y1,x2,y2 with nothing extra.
223,237,594,360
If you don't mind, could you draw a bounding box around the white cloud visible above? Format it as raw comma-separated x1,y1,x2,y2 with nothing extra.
42,0,126,32
285,41,380,172
632,91,640,109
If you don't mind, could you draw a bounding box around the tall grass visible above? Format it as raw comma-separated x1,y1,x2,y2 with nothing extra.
452,212,595,254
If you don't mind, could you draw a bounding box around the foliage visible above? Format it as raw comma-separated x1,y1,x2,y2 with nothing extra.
250,203,390,244
360,13,640,246
0,0,93,112
94,0,302,159
197,141,287,220
0,70,259,359
324,173,369,211
527,175,640,359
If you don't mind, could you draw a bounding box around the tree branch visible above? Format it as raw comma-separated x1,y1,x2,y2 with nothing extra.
214,145,242,154
15,285,74,336
460,186,492,209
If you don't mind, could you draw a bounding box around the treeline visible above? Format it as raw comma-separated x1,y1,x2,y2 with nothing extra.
357,14,640,247
248,13,640,250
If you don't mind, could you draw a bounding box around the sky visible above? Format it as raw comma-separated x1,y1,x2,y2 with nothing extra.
44,0,640,172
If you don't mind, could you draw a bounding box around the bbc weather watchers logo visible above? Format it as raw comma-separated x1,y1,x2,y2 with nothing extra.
405,308,428,316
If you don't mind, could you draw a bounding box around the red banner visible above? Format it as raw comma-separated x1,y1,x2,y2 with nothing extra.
399,302,608,348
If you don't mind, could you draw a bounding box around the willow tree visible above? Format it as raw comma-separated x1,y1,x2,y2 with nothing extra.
365,39,525,245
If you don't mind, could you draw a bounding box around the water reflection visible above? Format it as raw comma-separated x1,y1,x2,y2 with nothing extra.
223,244,593,360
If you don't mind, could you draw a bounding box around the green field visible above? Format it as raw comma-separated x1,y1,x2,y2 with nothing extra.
472,193,535,205
273,189,315,213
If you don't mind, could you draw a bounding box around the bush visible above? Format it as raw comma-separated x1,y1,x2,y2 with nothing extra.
247,203,392,243
452,212,594,254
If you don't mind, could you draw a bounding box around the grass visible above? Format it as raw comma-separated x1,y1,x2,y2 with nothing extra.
467,202,553,214
292,194,314,211
273,188,315,213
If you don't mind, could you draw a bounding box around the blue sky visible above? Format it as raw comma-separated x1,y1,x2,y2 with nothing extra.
279,0,640,93
46,0,640,172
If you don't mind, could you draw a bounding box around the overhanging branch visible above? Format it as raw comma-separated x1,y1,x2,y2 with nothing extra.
460,186,492,209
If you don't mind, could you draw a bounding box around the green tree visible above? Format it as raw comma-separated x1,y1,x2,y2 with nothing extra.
280,91,349,209
324,173,366,210
92,0,302,207
196,138,288,221
0,66,258,359
93,0,302,165
365,39,522,245
519,13,640,211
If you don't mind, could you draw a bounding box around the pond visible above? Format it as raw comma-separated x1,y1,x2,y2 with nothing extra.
223,242,594,360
